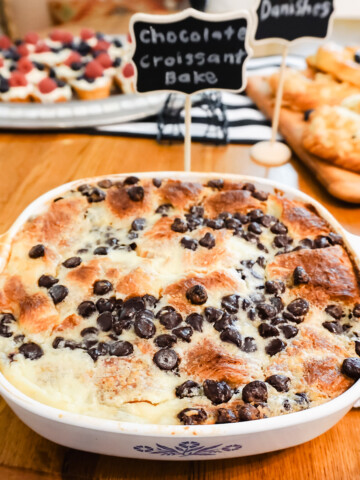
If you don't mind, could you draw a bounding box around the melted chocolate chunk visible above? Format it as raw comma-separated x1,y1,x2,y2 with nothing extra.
242,380,267,403
355,341,360,357
38,275,58,289
206,218,225,230
328,232,343,246
29,244,45,259
304,109,314,122
287,298,309,317
216,408,238,424
109,341,133,357
204,307,223,323
220,327,242,348
52,336,65,349
93,279,113,296
19,342,44,360
274,235,293,248
157,307,182,330
242,182,256,192
323,321,342,334
153,178,162,188
142,294,157,308
93,246,108,255
235,213,250,224
265,338,287,356
97,312,113,332
171,218,188,233
124,176,139,185
341,358,360,380
258,323,279,338
325,305,343,320
180,237,198,250
88,342,110,361
238,404,260,421
154,334,177,348
173,326,193,343
260,215,276,228
248,222,262,235
62,257,81,268
127,186,144,202
81,327,98,337
186,313,203,332
265,281,285,295
314,235,330,249
280,324,299,339
186,285,208,305
242,336,257,352
131,218,146,231
252,190,268,201
266,375,290,392
203,379,233,405
214,313,236,332
207,179,224,189
293,266,310,285
178,408,207,425
257,303,277,320
283,311,304,324
270,296,284,313
221,294,240,314
153,348,178,370
225,217,242,230
97,179,112,189
199,232,216,249
270,222,288,235
77,301,96,318
156,203,172,215
354,304,360,318
49,284,68,304
96,297,115,313
87,188,106,203
134,314,156,339
175,380,201,398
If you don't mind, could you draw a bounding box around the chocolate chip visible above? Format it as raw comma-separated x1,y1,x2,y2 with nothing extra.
175,380,201,398
203,379,233,405
77,301,96,318
97,179,112,189
186,313,203,332
220,327,242,347
295,393,309,405
199,232,216,249
242,182,256,192
62,256,82,268
180,237,198,250
131,218,146,231
127,186,144,202
270,296,284,313
274,235,293,248
156,203,172,216
157,307,182,329
221,295,240,314
109,341,133,357
293,266,310,285
216,408,237,424
29,244,45,259
124,176,139,185
87,188,106,203
154,334,177,348
206,218,224,230
234,213,250,224
270,222,288,235
266,374,290,392
314,235,330,249
283,400,291,411
355,341,360,357
186,285,208,305
88,342,110,361
258,323,279,338
171,218,188,233
248,222,262,235
252,190,268,201
242,336,257,352
97,312,113,332
250,292,265,304
214,313,236,332
93,280,113,296
81,327,98,337
38,275,58,289
49,284,68,304
287,298,309,317
207,179,224,189
257,303,277,320
153,178,162,188
299,238,314,249
242,380,267,403
93,246,108,255
265,338,287,356
153,348,178,370
322,321,342,334
265,281,285,295
283,311,304,324
19,342,43,360
304,109,314,122
0,322,12,338
328,232,343,246
134,313,156,339
237,404,260,421
354,304,360,318
173,326,193,342
204,307,223,323
257,256,266,268
225,218,242,230
96,297,115,313
325,305,343,320
52,336,65,349
260,215,276,228
341,358,360,380
280,324,298,338
142,294,157,308
178,408,207,425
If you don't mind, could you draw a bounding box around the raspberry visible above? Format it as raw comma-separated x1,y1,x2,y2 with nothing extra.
17,57,33,74
35,42,50,53
24,32,39,45
80,28,95,40
9,72,28,87
49,29,73,44
0,35,11,50
38,77,57,94
64,51,82,66
93,40,110,52
123,62,135,78
85,60,104,79
96,52,112,69
17,44,30,57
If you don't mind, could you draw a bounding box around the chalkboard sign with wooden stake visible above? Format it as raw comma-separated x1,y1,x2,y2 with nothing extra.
129,8,253,171
250,0,335,167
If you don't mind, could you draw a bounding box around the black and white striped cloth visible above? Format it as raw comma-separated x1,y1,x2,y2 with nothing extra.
93,55,306,144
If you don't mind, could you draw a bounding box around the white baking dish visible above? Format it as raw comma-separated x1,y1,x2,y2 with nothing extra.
0,172,359,460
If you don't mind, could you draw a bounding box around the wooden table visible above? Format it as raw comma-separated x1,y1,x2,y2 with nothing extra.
0,133,359,479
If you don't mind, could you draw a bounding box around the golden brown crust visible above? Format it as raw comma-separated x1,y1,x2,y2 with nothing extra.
106,182,153,219
203,189,261,218
158,180,203,210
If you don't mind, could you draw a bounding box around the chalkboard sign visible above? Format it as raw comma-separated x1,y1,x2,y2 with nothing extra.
130,9,252,95
254,0,335,44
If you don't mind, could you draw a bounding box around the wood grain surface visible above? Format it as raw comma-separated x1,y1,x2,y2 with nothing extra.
0,132,359,479
246,76,360,204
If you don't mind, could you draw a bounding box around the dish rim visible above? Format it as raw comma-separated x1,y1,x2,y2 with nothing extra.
0,170,359,437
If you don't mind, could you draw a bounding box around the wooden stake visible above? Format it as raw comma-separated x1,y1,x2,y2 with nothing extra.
271,44,289,144
184,95,192,172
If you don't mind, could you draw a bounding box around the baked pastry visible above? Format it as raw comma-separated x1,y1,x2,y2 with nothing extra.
303,105,360,174
115,62,135,94
0,176,359,425
307,43,360,88
32,77,72,103
71,60,112,100
268,68,360,112
0,72,33,102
